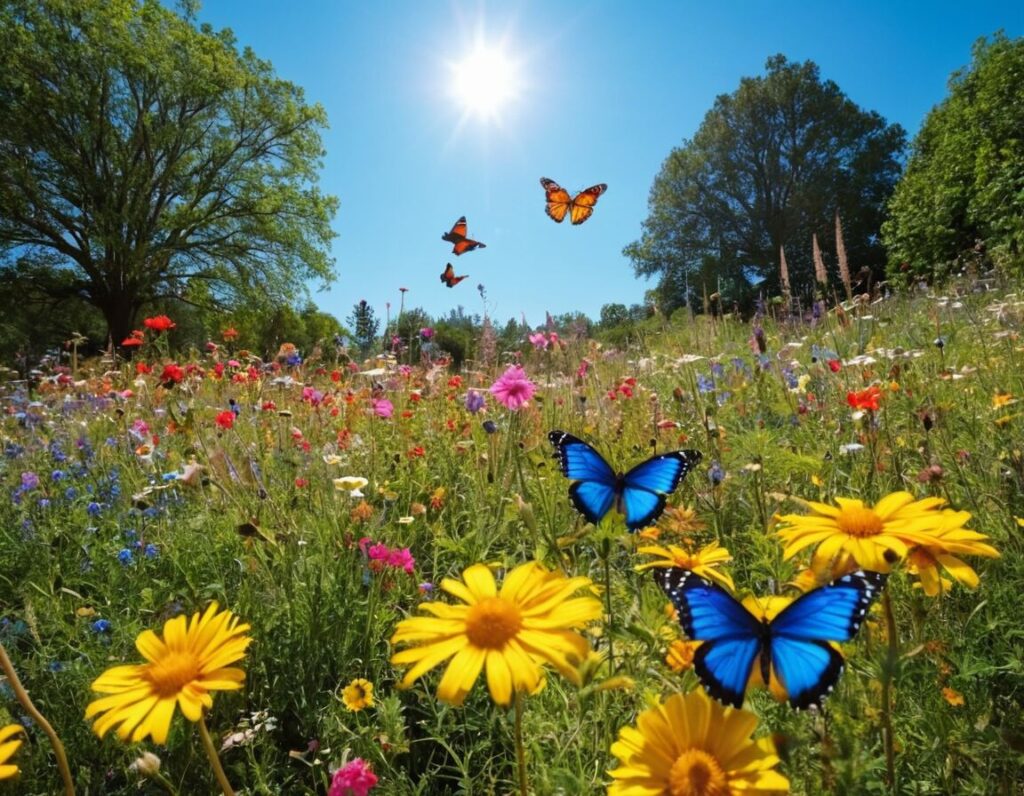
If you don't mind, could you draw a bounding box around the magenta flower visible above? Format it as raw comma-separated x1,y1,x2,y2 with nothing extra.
371,398,393,418
528,332,549,350
329,758,378,796
489,365,537,410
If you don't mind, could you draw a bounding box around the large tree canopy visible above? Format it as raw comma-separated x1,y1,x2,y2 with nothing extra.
0,0,338,344
625,55,904,312
882,33,1024,284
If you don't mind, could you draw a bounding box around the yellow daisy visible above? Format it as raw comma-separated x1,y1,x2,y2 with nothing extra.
85,603,251,744
341,678,375,712
390,561,601,706
635,541,735,590
0,724,24,780
775,492,952,571
904,510,1000,596
607,689,789,795
665,639,700,673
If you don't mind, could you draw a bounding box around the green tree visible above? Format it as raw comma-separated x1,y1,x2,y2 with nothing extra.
0,0,338,345
347,299,379,357
883,33,1024,283
625,55,904,312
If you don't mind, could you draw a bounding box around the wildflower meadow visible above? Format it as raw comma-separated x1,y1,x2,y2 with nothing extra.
1,286,1023,794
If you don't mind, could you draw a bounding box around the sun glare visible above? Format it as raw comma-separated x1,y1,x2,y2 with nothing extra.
449,42,522,122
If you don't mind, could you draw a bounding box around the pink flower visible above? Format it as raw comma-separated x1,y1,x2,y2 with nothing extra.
528,332,549,350
489,365,537,410
388,547,416,574
371,398,393,418
329,758,378,796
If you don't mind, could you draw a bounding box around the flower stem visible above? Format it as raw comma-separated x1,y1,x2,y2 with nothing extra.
601,535,615,670
198,714,235,796
0,641,74,796
880,589,899,791
514,690,529,796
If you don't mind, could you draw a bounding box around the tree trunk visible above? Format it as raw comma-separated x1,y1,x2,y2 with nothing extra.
99,295,140,350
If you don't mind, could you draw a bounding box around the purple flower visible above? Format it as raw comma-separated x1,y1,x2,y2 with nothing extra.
371,398,393,418
464,390,486,414
20,472,40,491
419,327,435,340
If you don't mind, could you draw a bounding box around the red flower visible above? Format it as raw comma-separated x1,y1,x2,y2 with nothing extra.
135,362,152,375
214,411,235,430
143,315,176,332
827,359,842,373
159,363,185,385
121,336,143,347
222,327,239,341
407,446,426,459
847,385,882,411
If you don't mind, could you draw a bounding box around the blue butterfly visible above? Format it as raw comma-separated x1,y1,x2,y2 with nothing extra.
655,567,886,709
548,430,701,532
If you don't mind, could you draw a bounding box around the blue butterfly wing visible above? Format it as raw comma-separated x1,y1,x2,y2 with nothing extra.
655,568,763,707
768,570,886,708
620,450,701,531
769,637,845,710
568,480,616,526
548,431,618,524
772,570,886,642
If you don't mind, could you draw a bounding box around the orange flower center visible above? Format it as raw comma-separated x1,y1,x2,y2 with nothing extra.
668,748,729,796
836,505,884,538
144,651,201,698
465,596,522,649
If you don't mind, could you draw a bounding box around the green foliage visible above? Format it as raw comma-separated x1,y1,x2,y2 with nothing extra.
882,33,1024,284
625,55,905,313
0,0,338,344
347,299,380,358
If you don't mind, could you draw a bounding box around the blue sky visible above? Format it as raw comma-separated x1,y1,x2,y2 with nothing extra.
197,0,1023,329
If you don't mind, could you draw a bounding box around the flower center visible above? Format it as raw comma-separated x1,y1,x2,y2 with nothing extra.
668,748,729,796
144,651,201,697
837,505,884,538
465,596,522,649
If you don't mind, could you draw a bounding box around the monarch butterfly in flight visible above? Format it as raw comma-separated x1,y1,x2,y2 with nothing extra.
441,216,486,255
440,263,468,288
540,178,607,225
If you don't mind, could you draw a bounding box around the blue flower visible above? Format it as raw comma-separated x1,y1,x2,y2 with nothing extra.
51,470,66,481
144,544,159,559
86,501,101,516
91,619,111,633
708,462,726,486
696,374,715,394
117,548,134,565
482,420,498,434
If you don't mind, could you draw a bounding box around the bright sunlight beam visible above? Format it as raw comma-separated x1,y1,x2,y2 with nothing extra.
449,40,522,123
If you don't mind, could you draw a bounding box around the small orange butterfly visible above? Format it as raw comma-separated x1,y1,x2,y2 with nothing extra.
540,178,607,225
442,216,486,255
440,263,469,288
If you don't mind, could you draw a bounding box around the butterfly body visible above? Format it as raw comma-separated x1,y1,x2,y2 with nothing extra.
656,567,886,709
548,430,700,531
440,263,468,288
540,178,607,225
442,216,486,255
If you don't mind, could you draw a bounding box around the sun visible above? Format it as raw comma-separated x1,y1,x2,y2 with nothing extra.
449,41,522,122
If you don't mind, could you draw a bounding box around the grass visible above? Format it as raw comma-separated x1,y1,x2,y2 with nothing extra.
1,284,1023,794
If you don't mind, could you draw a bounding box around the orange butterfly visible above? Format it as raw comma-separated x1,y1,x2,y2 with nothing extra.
442,216,486,255
440,263,469,288
540,178,607,225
